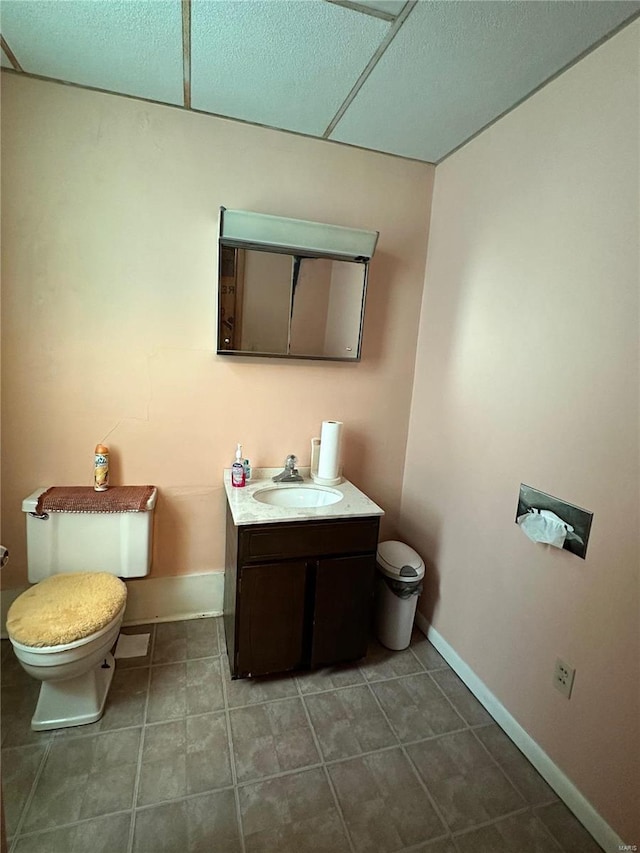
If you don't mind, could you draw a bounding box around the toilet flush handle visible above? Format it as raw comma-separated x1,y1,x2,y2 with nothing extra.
29,511,49,520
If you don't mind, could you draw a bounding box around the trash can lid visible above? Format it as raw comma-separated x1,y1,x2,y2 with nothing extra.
377,540,425,581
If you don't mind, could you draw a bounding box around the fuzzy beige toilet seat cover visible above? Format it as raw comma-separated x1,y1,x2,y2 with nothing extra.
7,572,127,647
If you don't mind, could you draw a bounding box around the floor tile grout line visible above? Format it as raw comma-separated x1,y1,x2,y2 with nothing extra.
448,804,534,838
384,731,452,842
149,650,223,668
308,670,458,850
452,805,566,852
529,807,578,853
6,675,483,741
133,785,235,813
128,649,452,710
151,731,495,792
126,624,156,853
406,639,434,670
294,677,327,767
205,713,485,781
466,731,561,810
233,756,348,786
320,764,358,853
362,667,428,749
50,720,144,743
396,833,458,853
222,604,246,853
295,677,357,853
362,673,459,846
405,739,536,843
11,806,136,841
221,642,247,853
0,736,55,753
467,723,549,811
359,658,470,847
8,738,53,851
387,724,475,750
406,632,456,673
12,799,565,853
424,669,479,730
125,789,589,853
302,664,438,694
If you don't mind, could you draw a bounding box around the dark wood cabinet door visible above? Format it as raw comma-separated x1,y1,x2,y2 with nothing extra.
311,554,376,667
236,561,307,677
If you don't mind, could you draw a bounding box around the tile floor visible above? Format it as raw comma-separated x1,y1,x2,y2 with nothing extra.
1,618,605,853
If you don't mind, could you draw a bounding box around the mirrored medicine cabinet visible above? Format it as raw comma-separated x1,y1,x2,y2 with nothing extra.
216,208,379,362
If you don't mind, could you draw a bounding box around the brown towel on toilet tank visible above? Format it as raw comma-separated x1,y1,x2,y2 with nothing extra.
36,485,156,514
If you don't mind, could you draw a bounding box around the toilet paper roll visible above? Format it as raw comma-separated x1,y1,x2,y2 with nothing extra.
317,420,343,481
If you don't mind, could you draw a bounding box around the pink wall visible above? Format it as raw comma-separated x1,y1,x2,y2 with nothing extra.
401,22,639,842
0,74,434,589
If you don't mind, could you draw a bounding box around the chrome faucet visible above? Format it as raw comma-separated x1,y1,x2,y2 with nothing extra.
272,454,303,483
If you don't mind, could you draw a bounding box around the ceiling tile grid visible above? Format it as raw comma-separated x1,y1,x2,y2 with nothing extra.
361,0,407,14
0,0,184,105
0,0,638,162
190,0,389,136
329,0,640,162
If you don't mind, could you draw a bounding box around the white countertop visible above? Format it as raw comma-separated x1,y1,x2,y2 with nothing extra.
224,468,385,526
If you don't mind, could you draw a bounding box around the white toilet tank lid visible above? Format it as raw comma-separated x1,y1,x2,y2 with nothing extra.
377,540,425,580
22,487,158,513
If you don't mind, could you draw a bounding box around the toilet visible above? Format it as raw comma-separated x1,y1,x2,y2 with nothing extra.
6,486,157,731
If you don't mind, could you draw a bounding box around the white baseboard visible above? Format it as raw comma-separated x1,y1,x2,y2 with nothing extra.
414,612,625,853
1,572,225,638
122,572,224,625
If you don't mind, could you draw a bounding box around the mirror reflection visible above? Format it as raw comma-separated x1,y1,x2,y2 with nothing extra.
218,247,367,360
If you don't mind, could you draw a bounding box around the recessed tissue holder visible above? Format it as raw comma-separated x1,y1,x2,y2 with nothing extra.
515,484,593,559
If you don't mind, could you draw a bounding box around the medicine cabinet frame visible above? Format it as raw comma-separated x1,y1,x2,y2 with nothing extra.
216,207,379,362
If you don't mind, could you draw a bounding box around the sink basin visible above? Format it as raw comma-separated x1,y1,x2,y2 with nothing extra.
252,485,343,508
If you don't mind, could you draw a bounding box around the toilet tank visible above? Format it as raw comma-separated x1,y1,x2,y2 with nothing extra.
22,487,158,582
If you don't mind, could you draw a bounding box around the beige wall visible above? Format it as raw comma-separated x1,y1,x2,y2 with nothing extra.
324,261,366,358
240,249,292,353
401,21,639,843
289,258,331,356
0,73,434,590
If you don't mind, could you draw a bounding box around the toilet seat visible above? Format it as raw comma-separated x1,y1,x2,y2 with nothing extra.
9,604,126,657
7,572,127,647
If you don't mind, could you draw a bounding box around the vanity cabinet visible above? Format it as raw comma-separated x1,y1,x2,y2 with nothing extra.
224,508,380,678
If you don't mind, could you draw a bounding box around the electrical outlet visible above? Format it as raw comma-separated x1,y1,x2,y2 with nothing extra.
554,658,576,699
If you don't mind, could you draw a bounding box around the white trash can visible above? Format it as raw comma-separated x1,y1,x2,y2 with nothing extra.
375,540,425,650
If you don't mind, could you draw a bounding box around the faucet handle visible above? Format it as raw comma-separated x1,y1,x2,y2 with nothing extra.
285,454,298,470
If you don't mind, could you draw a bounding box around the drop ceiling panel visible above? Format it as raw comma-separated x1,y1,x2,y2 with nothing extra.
358,0,407,15
191,0,389,136
0,0,184,105
330,0,640,161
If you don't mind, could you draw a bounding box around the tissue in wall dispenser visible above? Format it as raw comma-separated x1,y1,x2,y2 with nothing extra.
311,420,343,485
516,508,573,549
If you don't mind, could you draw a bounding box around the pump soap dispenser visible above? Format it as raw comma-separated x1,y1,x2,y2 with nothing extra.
231,443,246,488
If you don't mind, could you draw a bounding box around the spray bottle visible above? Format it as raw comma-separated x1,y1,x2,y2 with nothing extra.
94,444,109,491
